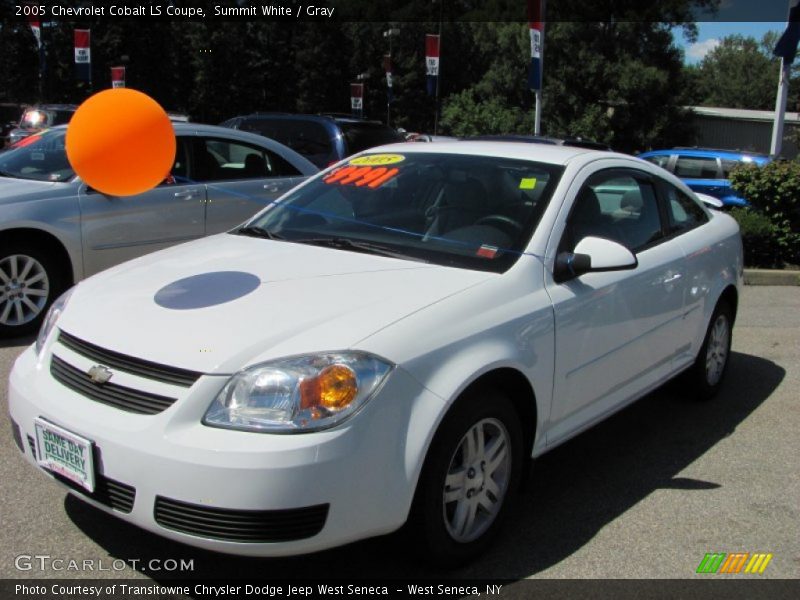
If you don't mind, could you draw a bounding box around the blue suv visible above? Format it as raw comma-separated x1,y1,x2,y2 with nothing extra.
638,148,770,207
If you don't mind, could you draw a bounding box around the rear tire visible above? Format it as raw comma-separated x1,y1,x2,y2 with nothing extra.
407,387,523,567
0,243,65,338
683,300,734,401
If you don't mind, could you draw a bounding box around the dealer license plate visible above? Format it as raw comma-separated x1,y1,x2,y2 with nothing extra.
34,418,95,493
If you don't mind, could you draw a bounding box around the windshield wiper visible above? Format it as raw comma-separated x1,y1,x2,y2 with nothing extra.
292,237,428,262
0,169,18,179
235,225,287,241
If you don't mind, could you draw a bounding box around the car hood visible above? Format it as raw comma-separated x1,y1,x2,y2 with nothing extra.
57,234,492,374
0,176,65,203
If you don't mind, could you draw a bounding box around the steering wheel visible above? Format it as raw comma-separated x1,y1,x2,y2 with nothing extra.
474,214,523,236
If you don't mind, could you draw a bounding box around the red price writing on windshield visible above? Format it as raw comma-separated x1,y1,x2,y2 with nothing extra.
323,165,399,189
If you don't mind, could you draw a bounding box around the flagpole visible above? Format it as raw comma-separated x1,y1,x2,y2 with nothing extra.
434,1,443,135
772,0,800,157
534,18,543,136
529,0,545,136
770,57,790,157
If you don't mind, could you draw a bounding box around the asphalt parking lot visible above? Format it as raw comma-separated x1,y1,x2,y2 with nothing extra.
1,286,798,584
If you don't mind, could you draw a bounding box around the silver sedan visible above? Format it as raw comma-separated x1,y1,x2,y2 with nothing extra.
0,123,318,337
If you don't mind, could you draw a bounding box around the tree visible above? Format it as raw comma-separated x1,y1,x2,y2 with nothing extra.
441,21,697,152
694,33,800,110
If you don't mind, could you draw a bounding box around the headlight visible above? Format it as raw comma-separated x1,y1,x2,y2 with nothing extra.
203,352,393,433
35,287,74,356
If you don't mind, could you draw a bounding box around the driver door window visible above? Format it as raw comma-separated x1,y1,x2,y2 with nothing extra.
563,173,664,254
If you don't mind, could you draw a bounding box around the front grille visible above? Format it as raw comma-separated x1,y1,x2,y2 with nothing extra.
50,471,136,513
59,330,202,388
51,355,177,415
11,421,24,453
154,496,329,543
27,434,36,459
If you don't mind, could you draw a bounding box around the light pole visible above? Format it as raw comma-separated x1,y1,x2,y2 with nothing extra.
383,27,400,126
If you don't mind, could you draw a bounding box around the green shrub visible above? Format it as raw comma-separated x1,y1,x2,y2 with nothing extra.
729,162,800,266
729,208,796,268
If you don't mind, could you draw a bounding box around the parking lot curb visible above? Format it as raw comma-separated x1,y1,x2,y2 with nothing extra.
744,269,800,286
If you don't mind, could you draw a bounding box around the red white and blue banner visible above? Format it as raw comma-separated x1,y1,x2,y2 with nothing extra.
425,34,440,96
775,0,800,64
111,66,125,88
527,0,544,91
74,29,91,82
350,83,364,117
383,54,394,103
27,14,41,49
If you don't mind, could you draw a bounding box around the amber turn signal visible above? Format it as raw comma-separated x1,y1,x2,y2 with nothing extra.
299,365,358,412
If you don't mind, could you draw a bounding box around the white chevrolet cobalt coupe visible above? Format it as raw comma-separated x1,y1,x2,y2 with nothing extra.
9,142,741,564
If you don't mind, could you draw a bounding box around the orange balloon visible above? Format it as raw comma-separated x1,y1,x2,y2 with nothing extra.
66,89,176,196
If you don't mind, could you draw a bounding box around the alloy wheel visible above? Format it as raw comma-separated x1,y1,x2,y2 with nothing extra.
0,254,50,327
442,417,511,543
705,314,730,387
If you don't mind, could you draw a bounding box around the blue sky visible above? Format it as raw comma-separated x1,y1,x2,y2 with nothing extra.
675,22,786,64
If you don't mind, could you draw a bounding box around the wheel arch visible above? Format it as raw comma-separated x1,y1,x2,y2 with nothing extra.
456,367,538,463
717,284,738,325
0,227,76,287
406,364,540,506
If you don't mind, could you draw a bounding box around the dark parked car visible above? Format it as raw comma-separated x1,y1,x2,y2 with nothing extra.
220,113,405,168
637,148,771,208
1,103,26,147
7,104,78,146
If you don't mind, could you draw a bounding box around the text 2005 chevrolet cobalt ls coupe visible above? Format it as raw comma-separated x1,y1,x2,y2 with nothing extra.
9,143,741,564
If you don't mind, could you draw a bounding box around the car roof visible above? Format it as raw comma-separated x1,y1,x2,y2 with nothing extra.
359,140,614,166
231,113,392,128
640,148,770,161
25,104,78,111
36,123,318,174
468,134,612,151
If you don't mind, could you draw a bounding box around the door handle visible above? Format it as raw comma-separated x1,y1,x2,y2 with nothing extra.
662,273,683,285
263,183,284,193
174,189,200,199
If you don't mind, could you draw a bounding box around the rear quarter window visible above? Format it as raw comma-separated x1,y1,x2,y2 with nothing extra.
240,119,334,167
340,123,405,156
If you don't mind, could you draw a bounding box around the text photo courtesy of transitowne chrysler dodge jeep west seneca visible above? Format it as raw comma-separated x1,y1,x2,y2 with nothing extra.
9,142,741,565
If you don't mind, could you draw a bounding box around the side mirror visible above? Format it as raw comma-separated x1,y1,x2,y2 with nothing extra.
694,192,723,209
555,236,638,282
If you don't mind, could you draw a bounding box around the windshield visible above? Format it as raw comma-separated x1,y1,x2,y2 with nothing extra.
0,129,74,182
245,152,563,273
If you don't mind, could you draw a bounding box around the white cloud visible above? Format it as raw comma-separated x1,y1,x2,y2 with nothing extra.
686,38,721,62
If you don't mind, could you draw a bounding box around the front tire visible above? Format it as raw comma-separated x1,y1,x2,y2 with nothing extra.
684,300,734,400
408,387,523,566
0,244,64,338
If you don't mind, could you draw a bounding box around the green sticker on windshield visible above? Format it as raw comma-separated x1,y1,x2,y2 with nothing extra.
519,178,537,190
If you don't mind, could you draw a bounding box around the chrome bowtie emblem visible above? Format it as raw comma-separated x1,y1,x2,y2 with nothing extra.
87,365,113,385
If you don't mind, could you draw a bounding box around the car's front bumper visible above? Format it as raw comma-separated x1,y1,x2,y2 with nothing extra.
8,343,442,556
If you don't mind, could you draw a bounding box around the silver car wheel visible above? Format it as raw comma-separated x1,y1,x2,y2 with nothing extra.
0,254,50,327
705,314,730,387
442,417,511,543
